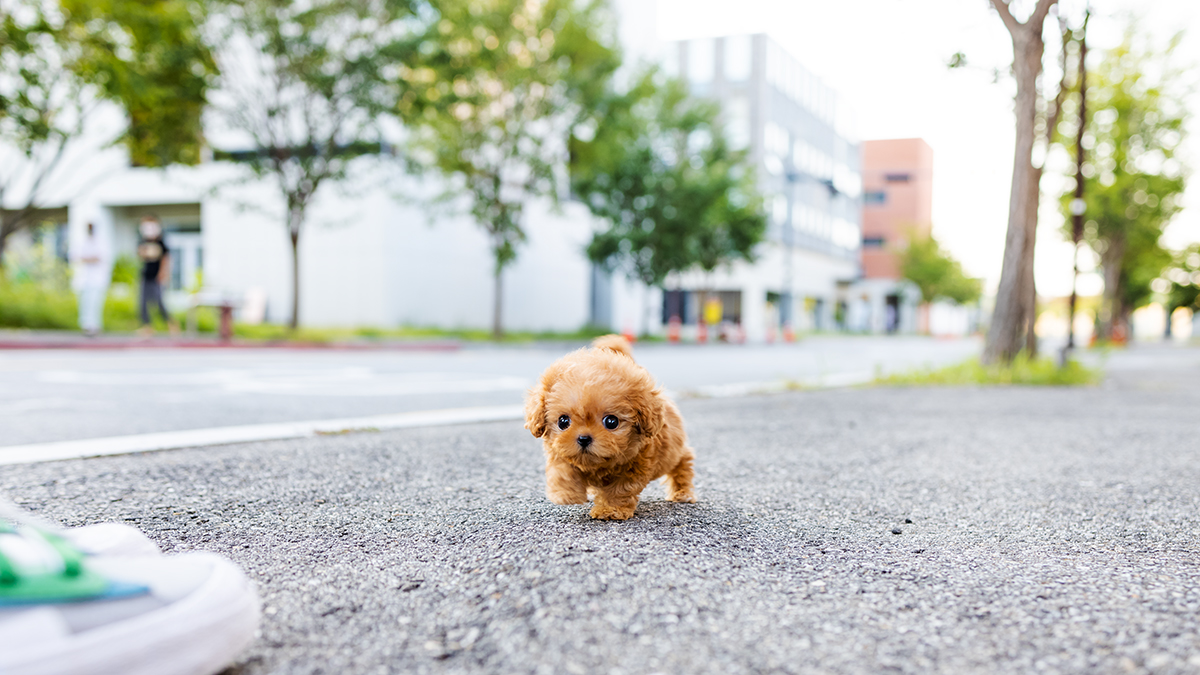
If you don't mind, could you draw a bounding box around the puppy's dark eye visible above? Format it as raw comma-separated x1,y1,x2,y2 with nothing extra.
602,415,619,430
557,415,570,430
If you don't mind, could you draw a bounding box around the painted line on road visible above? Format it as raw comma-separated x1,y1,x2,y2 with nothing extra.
0,405,525,466
0,370,879,466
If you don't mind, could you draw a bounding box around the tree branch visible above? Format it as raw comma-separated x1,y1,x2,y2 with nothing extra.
1041,16,1073,155
988,0,1021,35
1029,0,1060,30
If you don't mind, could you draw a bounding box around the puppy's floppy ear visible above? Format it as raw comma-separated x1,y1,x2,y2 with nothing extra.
631,387,666,438
524,365,559,438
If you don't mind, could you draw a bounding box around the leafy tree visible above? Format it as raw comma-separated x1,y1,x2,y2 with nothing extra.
0,0,212,266
62,0,215,167
570,68,766,294
899,231,981,306
1162,244,1200,337
1058,28,1187,341
206,0,421,330
401,0,619,338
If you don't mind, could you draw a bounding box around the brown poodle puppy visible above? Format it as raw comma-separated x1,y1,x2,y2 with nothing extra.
524,334,696,520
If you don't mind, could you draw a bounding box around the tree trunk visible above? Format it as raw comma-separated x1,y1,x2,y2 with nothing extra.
288,206,303,331
0,214,10,272
1097,236,1125,342
983,25,1046,365
492,264,504,340
1023,166,1042,358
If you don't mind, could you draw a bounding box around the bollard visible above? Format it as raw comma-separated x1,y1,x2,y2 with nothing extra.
667,316,681,343
218,303,235,343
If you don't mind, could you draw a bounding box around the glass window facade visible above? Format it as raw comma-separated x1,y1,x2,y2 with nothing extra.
688,38,715,85
724,35,752,82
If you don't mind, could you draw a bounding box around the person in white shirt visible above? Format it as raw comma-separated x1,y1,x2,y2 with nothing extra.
73,222,111,336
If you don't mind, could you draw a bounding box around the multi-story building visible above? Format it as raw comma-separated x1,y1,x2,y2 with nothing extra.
649,34,863,341
851,138,934,333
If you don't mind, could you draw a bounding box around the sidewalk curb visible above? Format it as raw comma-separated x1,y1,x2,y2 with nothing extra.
0,339,462,352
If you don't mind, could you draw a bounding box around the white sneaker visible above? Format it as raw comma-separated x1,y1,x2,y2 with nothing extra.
0,519,259,675
63,523,162,558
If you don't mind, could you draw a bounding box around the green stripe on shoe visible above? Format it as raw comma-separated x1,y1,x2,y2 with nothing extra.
0,521,149,606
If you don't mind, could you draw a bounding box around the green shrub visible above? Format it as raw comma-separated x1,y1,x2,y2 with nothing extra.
110,255,138,285
0,281,78,329
103,287,140,331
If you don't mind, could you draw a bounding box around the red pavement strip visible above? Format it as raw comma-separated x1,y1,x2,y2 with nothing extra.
0,337,461,351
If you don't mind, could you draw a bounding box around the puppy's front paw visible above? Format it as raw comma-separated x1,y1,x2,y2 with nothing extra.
667,489,697,503
547,488,588,505
589,504,635,520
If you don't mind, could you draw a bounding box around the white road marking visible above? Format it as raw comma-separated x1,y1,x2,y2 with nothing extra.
0,369,877,466
0,405,525,466
34,369,532,397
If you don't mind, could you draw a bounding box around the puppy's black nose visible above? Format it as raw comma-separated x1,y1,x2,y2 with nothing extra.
576,435,592,449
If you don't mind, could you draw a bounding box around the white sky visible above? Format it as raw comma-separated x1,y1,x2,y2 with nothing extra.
655,0,1200,297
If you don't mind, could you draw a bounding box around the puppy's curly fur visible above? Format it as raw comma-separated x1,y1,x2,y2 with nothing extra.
524,334,696,520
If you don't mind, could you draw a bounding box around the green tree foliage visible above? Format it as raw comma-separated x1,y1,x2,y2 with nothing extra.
62,0,215,167
207,0,422,329
1059,28,1188,340
569,68,766,288
899,231,981,305
0,0,212,265
401,0,619,338
1163,244,1200,314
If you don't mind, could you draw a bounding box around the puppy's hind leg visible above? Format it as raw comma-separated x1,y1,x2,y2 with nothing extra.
664,449,697,503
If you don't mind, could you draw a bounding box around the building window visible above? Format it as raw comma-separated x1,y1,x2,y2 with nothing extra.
773,194,788,226
864,191,886,205
661,43,681,78
885,172,911,183
687,38,715,85
724,35,752,82
862,237,886,248
725,95,750,150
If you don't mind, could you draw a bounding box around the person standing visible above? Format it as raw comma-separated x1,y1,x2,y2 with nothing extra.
73,222,111,337
136,214,179,337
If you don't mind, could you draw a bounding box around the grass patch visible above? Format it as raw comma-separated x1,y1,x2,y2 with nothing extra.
876,354,1102,387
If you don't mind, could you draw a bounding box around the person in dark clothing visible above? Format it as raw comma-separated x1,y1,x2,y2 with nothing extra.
136,214,179,336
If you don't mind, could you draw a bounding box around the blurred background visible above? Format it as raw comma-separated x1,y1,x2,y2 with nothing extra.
0,0,1197,349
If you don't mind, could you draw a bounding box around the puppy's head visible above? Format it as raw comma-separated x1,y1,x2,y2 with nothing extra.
525,337,663,468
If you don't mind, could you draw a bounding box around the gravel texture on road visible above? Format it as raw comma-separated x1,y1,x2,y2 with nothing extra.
2,347,1199,674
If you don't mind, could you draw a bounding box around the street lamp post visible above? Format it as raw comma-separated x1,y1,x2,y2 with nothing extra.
781,176,795,337
781,168,840,338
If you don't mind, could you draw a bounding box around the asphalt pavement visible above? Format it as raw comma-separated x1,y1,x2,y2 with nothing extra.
0,335,980,446
2,344,1199,674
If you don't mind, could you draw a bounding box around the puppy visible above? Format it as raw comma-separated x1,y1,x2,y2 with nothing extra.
524,334,696,520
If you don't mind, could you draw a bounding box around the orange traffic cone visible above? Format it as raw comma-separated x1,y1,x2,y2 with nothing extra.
667,316,681,343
